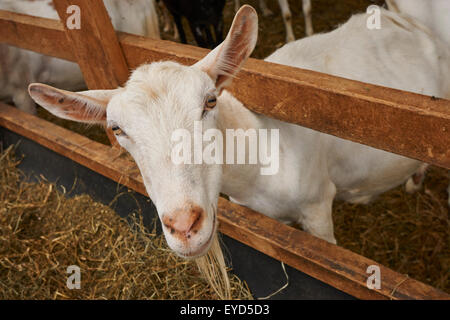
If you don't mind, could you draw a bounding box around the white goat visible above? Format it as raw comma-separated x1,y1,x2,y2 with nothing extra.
28,6,450,258
235,0,313,41
385,0,450,204
0,0,159,114
386,0,450,46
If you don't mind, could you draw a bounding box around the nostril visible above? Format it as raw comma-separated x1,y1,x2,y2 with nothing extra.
187,207,203,233
162,204,205,238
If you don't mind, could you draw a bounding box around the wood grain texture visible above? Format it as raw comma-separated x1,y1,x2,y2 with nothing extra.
0,13,449,168
0,10,73,61
52,0,129,88
53,0,130,146
1,103,448,300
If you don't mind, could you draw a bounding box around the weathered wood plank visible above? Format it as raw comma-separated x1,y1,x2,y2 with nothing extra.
0,10,73,61
1,103,448,300
218,197,448,300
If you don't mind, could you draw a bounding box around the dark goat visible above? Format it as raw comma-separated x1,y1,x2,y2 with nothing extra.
162,0,226,48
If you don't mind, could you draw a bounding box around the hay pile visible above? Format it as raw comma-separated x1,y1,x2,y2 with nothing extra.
0,145,252,300
334,166,449,293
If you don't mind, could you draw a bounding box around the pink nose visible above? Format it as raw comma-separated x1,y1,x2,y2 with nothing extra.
162,203,204,240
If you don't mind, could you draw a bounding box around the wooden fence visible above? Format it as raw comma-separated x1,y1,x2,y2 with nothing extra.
0,0,449,299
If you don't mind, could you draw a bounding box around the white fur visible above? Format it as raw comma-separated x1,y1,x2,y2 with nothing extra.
387,0,450,46
29,7,450,255
386,0,450,203
0,0,160,114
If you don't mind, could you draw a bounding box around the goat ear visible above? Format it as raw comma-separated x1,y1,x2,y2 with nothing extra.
194,5,258,91
28,83,122,124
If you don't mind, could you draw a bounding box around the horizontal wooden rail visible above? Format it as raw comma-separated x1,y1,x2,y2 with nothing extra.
0,10,72,61
1,10,449,169
1,103,448,300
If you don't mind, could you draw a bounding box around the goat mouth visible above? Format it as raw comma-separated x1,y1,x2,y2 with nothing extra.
179,212,217,259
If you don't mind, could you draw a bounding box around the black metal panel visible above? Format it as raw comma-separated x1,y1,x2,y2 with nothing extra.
1,127,354,300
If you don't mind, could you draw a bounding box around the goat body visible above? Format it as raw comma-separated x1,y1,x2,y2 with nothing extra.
387,0,450,46
238,9,450,241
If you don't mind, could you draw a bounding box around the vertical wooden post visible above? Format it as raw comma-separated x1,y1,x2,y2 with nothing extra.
53,0,130,146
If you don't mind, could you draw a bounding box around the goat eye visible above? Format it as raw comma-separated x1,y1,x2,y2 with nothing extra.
111,125,124,136
205,94,217,110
